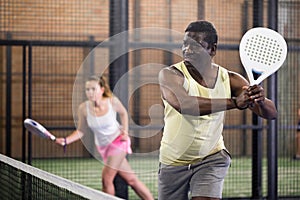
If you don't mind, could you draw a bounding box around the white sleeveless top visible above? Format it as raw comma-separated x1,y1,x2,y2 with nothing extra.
86,99,120,147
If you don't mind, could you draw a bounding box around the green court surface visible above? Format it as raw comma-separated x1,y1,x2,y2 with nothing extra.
32,156,300,199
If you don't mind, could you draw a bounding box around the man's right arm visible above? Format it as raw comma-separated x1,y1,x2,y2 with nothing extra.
158,67,236,116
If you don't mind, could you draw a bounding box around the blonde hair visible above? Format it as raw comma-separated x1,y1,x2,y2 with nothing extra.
88,75,113,98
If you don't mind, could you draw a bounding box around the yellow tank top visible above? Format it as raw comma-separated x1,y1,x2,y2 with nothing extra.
159,61,231,166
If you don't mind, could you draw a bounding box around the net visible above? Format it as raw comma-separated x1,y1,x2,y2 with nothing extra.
0,154,123,200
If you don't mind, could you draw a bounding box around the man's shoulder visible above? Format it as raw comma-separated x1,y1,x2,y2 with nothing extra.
226,69,250,89
169,61,185,76
214,63,239,78
213,63,227,72
166,65,184,77
171,61,185,69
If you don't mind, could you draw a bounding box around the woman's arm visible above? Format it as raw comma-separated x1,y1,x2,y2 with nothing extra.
56,130,84,146
111,97,129,140
56,103,87,146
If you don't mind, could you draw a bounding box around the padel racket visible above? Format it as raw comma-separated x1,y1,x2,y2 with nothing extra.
24,118,56,142
239,27,287,85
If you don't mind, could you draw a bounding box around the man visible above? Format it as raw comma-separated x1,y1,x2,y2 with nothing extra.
158,20,277,200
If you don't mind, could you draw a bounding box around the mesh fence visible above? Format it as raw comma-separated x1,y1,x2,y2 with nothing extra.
0,0,300,199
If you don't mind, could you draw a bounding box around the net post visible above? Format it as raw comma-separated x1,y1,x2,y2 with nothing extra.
267,0,278,199
5,32,12,157
251,1,264,199
109,0,129,198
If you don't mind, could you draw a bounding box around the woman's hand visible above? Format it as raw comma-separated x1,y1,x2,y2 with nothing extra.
120,128,129,141
55,138,66,146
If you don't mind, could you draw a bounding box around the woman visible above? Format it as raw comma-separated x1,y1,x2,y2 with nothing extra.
56,75,153,200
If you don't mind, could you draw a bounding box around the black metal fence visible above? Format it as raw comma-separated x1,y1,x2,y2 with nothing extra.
1,0,299,199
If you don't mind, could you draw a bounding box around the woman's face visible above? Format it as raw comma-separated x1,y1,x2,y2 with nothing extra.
85,80,104,101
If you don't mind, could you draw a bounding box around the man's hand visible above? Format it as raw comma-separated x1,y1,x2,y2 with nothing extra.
244,85,265,107
234,86,251,109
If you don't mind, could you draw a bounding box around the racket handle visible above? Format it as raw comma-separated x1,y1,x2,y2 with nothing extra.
63,137,67,153
44,130,56,141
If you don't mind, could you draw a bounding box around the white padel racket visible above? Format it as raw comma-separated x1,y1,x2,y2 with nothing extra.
24,118,56,141
239,27,287,85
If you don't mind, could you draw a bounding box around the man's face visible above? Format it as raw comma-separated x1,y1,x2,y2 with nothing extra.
182,32,212,66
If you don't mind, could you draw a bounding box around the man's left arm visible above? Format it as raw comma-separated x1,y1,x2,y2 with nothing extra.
246,85,277,120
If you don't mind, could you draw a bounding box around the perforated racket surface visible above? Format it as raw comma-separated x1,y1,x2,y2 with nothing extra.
239,27,287,85
24,118,56,141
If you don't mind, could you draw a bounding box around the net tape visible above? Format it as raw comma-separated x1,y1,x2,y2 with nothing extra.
0,154,123,200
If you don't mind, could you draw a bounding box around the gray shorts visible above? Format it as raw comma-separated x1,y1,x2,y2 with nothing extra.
158,149,231,200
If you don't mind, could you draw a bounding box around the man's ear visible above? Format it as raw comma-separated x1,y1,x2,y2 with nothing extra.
210,43,217,57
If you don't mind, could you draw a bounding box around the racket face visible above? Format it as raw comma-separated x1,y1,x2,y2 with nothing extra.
24,118,56,141
239,27,287,85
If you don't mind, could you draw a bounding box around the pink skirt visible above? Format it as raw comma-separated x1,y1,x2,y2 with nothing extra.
96,135,132,163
